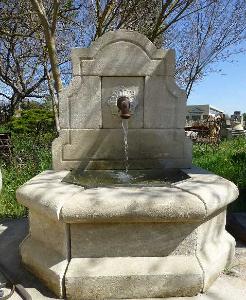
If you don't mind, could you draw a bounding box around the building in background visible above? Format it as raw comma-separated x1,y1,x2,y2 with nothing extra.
186,104,223,123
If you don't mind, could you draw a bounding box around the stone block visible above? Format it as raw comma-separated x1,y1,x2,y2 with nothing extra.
175,167,239,216
70,222,197,258
81,41,162,76
71,30,175,77
20,236,68,298
65,256,203,299
51,128,192,170
16,170,84,220
59,76,102,129
144,76,186,129
29,210,69,257
196,210,236,291
54,129,189,167
61,185,206,223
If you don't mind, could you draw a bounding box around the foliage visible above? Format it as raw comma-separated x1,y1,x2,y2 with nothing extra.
193,137,246,188
193,137,246,212
8,108,55,134
0,130,55,219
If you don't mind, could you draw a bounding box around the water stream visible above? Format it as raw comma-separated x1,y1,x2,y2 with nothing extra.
121,119,129,173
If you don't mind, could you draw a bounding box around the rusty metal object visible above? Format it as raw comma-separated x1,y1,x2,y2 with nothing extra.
185,115,223,144
117,96,131,119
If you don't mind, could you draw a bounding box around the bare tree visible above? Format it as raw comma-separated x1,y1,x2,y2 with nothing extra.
163,0,246,96
0,1,47,118
2,0,245,127
29,0,84,131
29,0,63,94
85,0,246,96
0,0,82,130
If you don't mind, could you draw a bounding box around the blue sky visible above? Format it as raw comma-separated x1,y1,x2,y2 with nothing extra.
188,52,246,116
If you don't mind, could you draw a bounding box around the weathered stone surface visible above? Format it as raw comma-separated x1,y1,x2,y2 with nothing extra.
17,167,238,298
175,167,239,217
16,168,238,224
144,76,186,129
61,185,205,223
16,170,84,220
29,210,69,257
20,236,68,298
65,256,203,299
52,129,191,170
196,210,236,291
59,76,102,129
71,30,174,77
52,30,190,170
70,222,197,257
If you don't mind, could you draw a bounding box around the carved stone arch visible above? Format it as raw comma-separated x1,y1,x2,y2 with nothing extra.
86,30,164,60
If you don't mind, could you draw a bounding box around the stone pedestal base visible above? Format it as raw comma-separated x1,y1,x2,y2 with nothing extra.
17,167,238,299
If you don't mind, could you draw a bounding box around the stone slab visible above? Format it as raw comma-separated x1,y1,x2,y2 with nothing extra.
71,30,175,77
16,170,84,221
59,76,102,129
175,167,239,217
29,210,69,257
52,128,192,170
65,256,203,299
16,167,238,224
20,235,68,298
196,210,236,291
70,222,197,257
61,185,206,223
144,76,186,129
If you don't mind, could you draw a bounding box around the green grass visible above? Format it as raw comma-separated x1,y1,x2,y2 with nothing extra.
0,131,55,219
0,132,246,219
193,137,246,188
193,137,246,212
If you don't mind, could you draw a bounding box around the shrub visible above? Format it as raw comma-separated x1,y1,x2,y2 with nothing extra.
193,137,246,212
0,129,55,219
9,108,55,134
193,137,246,188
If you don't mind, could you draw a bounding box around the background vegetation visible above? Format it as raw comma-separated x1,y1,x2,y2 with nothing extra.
0,109,56,219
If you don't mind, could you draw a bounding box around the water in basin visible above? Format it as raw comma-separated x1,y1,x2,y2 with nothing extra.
62,168,189,189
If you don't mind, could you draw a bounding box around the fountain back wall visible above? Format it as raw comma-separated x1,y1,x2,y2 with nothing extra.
52,30,192,171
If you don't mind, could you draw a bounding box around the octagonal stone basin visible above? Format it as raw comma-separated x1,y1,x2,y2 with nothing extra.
16,167,238,299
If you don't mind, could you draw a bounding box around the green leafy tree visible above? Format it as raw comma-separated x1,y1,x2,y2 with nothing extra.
9,108,55,134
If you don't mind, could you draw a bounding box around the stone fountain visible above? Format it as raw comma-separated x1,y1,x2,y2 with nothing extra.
17,30,238,299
